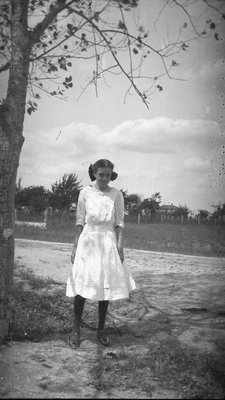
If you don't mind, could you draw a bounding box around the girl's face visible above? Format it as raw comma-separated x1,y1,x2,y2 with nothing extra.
94,167,112,190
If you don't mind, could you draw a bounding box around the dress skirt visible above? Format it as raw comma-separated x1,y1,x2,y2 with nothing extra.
66,223,136,301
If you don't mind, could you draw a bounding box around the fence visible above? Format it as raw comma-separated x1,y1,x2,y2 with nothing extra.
14,208,76,229
15,209,225,227
125,213,225,225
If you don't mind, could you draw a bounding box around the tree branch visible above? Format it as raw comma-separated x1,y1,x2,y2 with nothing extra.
200,0,225,16
171,0,203,37
69,8,149,107
29,0,78,46
0,61,10,73
117,0,134,82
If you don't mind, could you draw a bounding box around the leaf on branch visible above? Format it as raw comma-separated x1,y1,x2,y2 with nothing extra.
172,60,179,67
214,33,219,40
181,42,188,51
58,57,67,70
27,100,38,115
67,23,73,32
93,12,100,22
133,48,138,54
48,63,58,73
183,22,188,29
156,85,163,92
118,20,127,30
65,76,72,82
63,77,73,89
210,22,216,30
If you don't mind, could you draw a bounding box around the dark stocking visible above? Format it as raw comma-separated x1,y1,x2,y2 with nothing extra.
73,295,85,333
98,300,109,331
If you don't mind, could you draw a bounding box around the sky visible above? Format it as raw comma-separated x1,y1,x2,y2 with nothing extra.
2,0,225,213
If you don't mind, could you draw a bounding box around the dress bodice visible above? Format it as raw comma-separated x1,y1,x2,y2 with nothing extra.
75,185,124,229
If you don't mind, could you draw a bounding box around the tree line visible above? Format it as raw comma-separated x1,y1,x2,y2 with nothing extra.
15,174,82,213
15,173,224,221
15,174,179,216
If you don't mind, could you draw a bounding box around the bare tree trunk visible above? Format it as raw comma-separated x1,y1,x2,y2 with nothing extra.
0,0,30,341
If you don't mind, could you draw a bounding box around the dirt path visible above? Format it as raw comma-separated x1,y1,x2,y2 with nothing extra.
0,239,225,398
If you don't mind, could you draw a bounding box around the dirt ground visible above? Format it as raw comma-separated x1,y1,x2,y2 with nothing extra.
1,238,225,399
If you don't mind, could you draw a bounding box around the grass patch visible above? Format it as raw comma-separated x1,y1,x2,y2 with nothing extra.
11,266,73,341
15,267,59,289
14,221,225,257
124,223,225,256
93,341,225,399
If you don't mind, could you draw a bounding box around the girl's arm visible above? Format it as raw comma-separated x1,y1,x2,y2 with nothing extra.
71,189,85,264
115,225,124,263
71,224,83,264
115,190,125,263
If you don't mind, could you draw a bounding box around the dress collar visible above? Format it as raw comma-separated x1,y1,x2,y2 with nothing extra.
91,185,112,194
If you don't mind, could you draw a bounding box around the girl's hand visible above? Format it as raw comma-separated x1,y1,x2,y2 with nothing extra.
117,247,124,263
71,249,76,264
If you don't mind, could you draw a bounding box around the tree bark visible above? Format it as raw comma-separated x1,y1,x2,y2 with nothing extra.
0,0,30,341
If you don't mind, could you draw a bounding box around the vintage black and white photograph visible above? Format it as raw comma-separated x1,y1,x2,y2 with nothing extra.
0,0,225,398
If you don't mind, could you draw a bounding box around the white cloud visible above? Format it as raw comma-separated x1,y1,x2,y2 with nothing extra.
184,157,210,171
107,117,221,154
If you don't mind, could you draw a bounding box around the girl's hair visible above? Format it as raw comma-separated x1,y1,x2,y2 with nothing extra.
88,159,118,181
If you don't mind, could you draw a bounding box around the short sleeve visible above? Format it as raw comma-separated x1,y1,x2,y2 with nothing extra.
75,188,86,227
115,190,125,229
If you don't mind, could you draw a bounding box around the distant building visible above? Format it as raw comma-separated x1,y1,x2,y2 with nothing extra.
157,204,178,216
156,204,178,221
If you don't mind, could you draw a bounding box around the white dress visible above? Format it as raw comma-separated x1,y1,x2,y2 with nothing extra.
66,185,136,301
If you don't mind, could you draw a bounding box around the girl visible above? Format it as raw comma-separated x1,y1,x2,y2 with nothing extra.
66,159,136,347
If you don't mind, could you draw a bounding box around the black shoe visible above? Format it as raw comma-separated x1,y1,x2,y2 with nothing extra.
97,329,110,347
68,331,80,348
